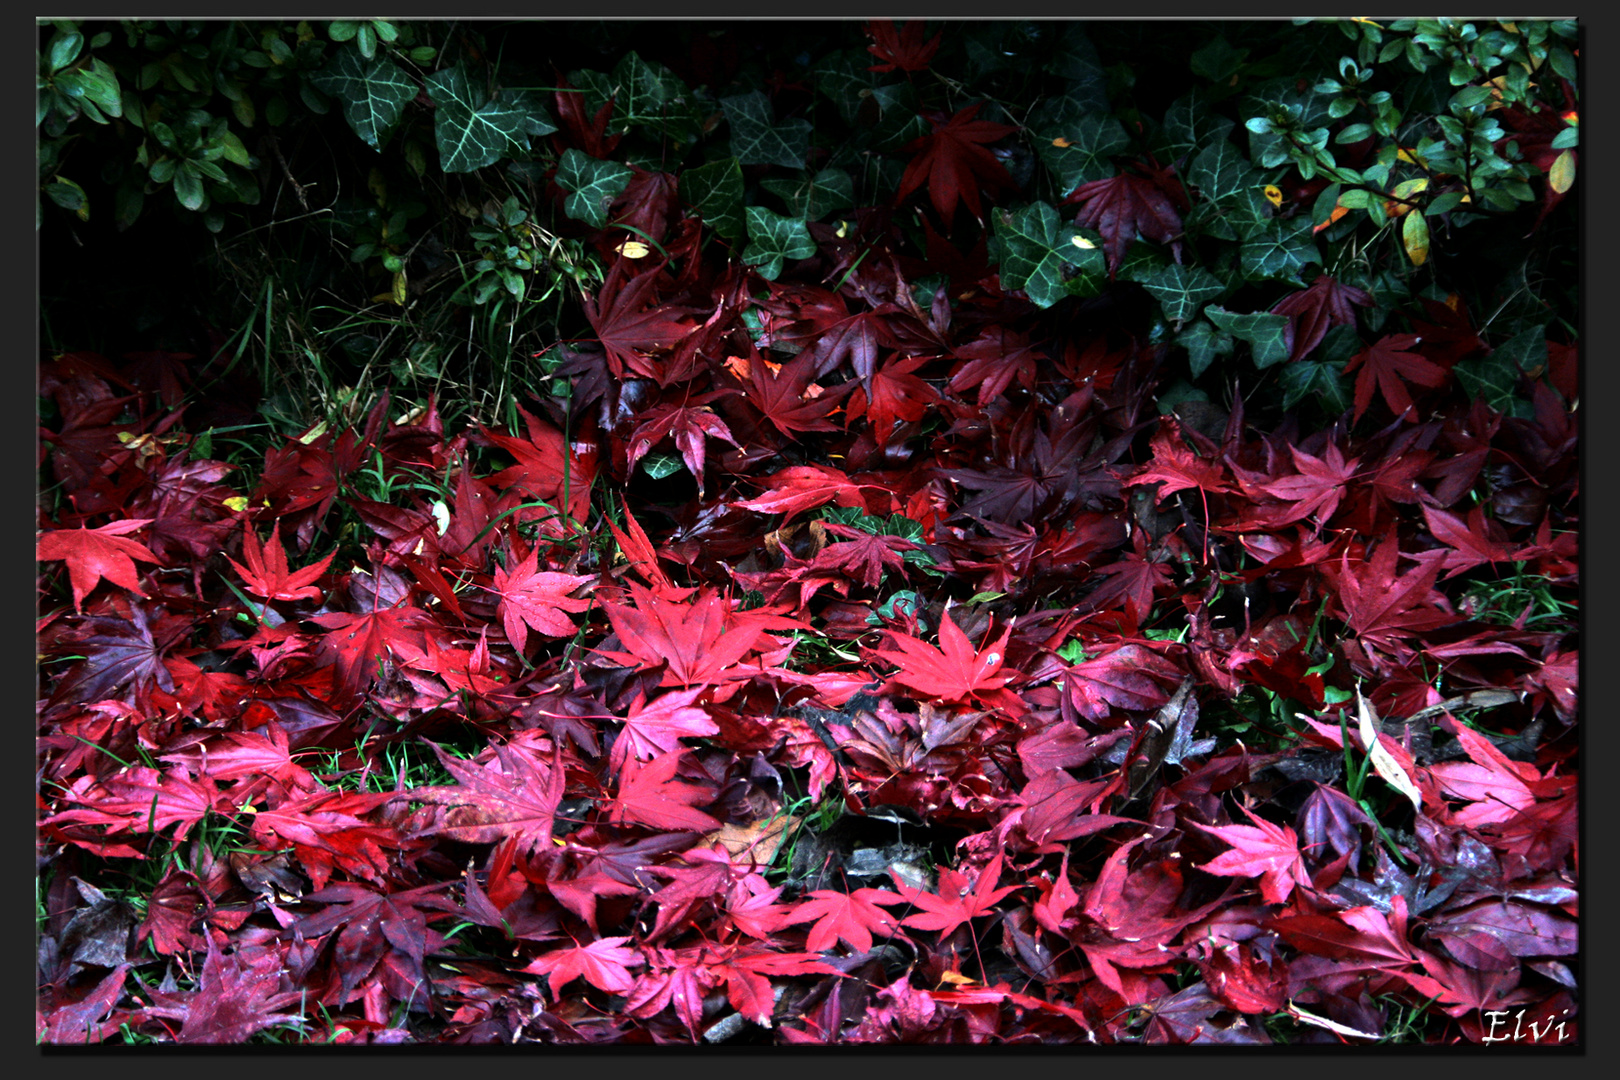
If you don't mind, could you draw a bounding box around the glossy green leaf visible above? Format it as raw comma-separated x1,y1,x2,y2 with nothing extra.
721,91,811,169
1277,355,1351,412
1031,105,1130,196
1141,264,1227,323
1239,218,1318,284
991,201,1102,309
425,62,556,173
1206,305,1292,367
760,168,855,221
612,51,700,142
742,206,816,280
1178,318,1234,378
311,48,417,149
555,149,633,229
681,157,745,240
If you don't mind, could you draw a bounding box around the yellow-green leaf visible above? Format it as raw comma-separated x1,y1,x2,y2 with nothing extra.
1549,149,1575,194
1402,211,1429,266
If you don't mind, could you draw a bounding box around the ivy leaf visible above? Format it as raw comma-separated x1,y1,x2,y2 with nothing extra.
1206,305,1293,368
721,90,811,169
555,148,633,229
611,51,700,142
1277,354,1351,412
1140,263,1225,324
992,201,1102,309
1163,90,1237,159
1178,318,1234,378
425,62,555,173
310,48,417,149
760,168,854,221
680,157,745,240
742,205,816,280
1030,100,1130,196
1239,217,1318,284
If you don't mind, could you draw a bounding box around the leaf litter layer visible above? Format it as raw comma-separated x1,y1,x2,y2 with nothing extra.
37,23,1577,1048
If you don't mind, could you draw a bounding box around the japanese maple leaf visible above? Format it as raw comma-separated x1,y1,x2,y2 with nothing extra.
812,521,920,590
787,886,907,953
1067,172,1183,279
293,881,449,1006
1123,417,1234,503
897,104,1018,223
734,463,874,519
609,685,720,773
489,544,595,654
226,521,334,603
157,722,315,794
710,946,836,1024
891,853,1019,939
310,597,433,704
626,401,738,496
597,582,773,688
1324,535,1458,648
44,604,180,708
1269,273,1372,363
482,405,596,524
522,936,644,998
1257,442,1360,531
37,519,162,612
606,750,721,832
850,353,937,446
870,605,1015,707
1195,803,1309,905
1343,332,1448,422
43,766,221,842
1420,502,1519,579
404,739,565,856
866,19,941,72
39,963,129,1044
646,847,739,940
135,935,304,1043
581,256,696,382
249,790,406,891
742,350,853,439
948,327,1041,405
1079,534,1174,626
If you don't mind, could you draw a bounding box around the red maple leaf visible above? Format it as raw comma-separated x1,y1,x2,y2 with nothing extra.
404,739,566,857
1343,332,1448,422
1194,803,1309,905
134,933,305,1043
870,605,1018,709
610,685,719,772
488,544,595,654
1067,171,1184,279
787,886,906,953
897,104,1018,223
891,853,1020,939
948,327,1041,405
848,354,937,445
1420,502,1519,579
626,401,739,497
606,750,722,832
310,596,433,705
740,350,853,439
734,463,874,519
482,405,597,524
1323,534,1459,653
866,19,941,73
292,881,450,1006
581,256,696,382
226,521,335,603
37,519,162,612
811,521,919,590
1256,441,1361,531
597,582,776,688
1268,273,1372,363
1124,416,1234,504
522,936,644,997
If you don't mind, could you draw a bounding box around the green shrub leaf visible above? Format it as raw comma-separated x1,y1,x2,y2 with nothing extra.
556,149,633,229
760,168,854,221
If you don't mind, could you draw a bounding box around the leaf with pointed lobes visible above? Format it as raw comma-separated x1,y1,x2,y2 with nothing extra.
522,936,644,997
898,104,1018,223
606,750,722,832
597,582,785,688
610,685,719,773
626,400,739,497
1344,332,1448,422
481,405,597,524
607,498,687,595
1268,273,1372,363
489,542,595,654
1067,171,1183,279
870,604,1017,708
37,519,162,612
1195,802,1309,905
866,19,941,72
403,739,566,857
225,521,334,602
891,853,1020,939
786,886,907,953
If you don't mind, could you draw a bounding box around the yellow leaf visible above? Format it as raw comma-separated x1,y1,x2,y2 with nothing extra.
1070,234,1096,250
1549,149,1575,194
1051,136,1073,148
223,496,250,513
615,239,651,259
1357,688,1423,813
1263,185,1283,208
390,270,408,306
1395,146,1428,168
1401,211,1429,267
